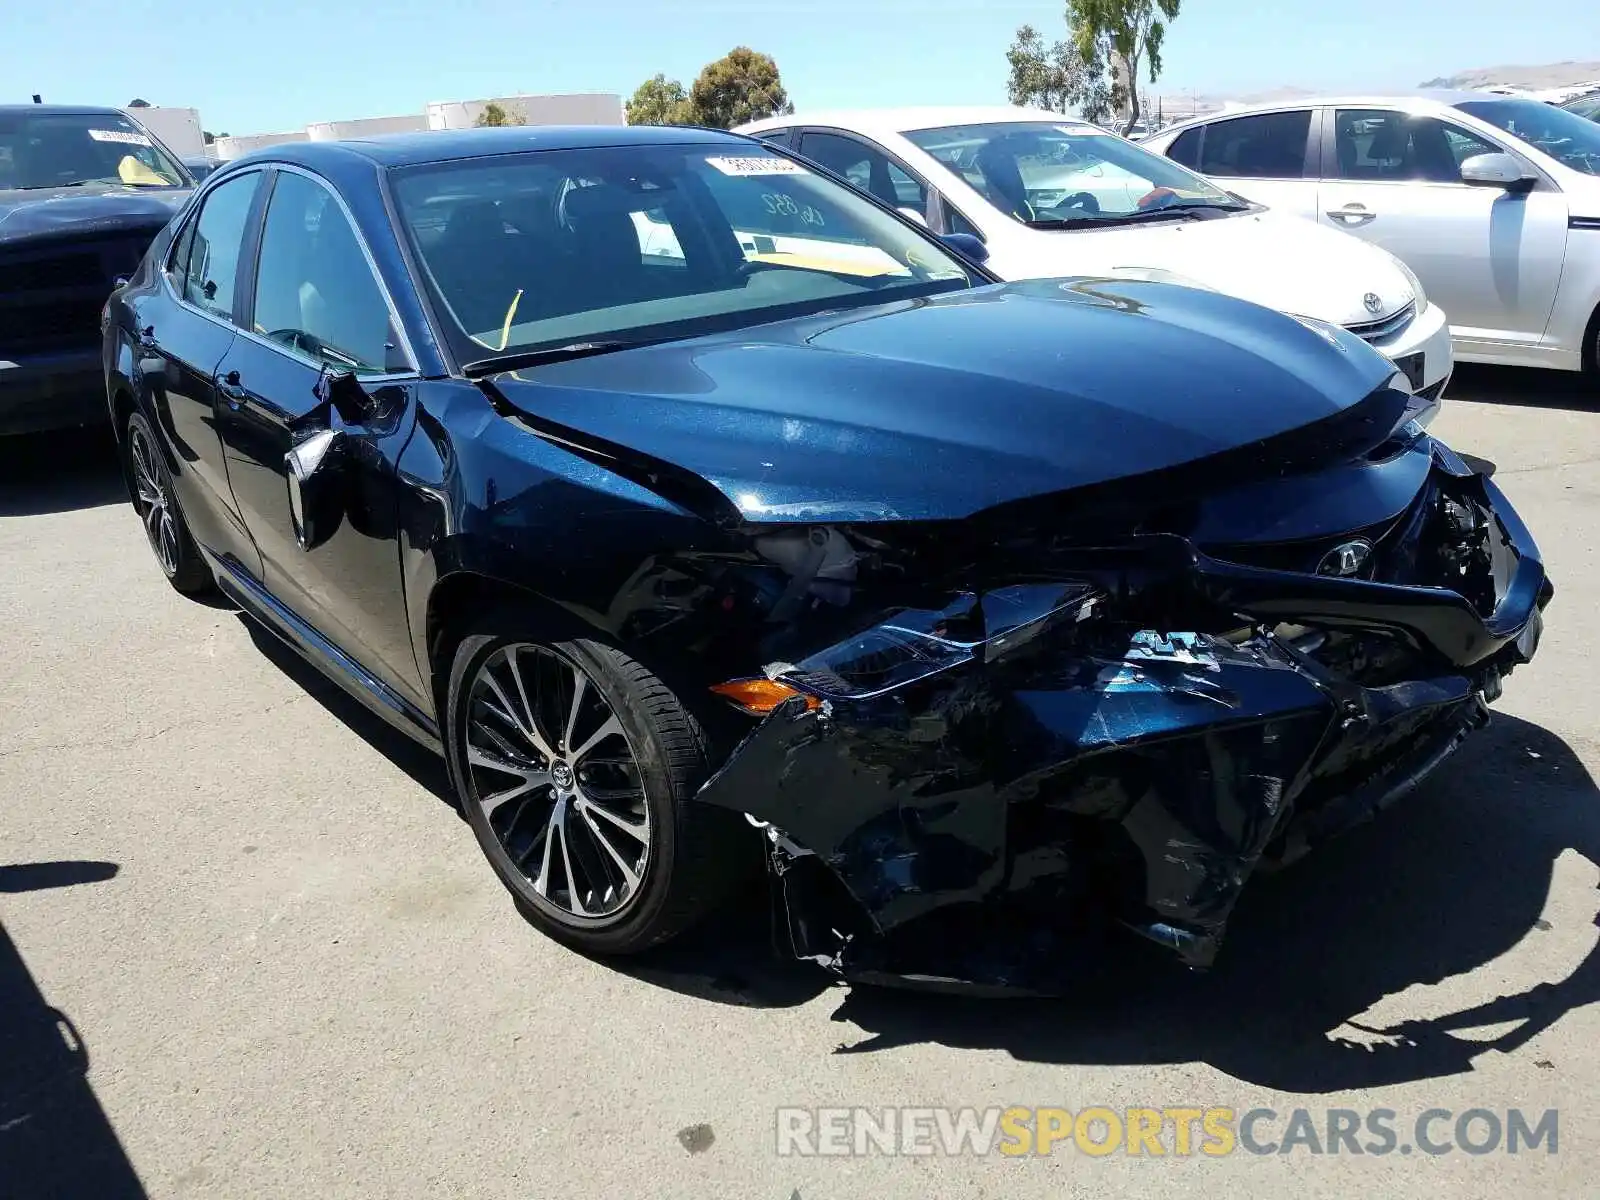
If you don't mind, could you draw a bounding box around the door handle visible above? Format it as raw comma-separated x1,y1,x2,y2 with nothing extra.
217,370,248,410
1327,204,1377,226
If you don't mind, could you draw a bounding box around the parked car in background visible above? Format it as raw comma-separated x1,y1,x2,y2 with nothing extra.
1144,92,1600,377
182,155,219,181
1561,90,1600,123
738,107,1452,416
1,105,192,435
104,126,1548,989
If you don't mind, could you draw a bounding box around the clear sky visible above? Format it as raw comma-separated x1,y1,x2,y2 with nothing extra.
4,0,1596,135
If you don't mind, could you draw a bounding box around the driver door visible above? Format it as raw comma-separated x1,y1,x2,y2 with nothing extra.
212,167,428,707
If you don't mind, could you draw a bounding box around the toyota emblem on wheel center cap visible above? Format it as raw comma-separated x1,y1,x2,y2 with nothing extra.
1317,538,1374,578
551,761,575,790
1363,292,1384,314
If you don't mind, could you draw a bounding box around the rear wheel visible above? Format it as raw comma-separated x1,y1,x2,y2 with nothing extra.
444,618,750,955
123,410,213,595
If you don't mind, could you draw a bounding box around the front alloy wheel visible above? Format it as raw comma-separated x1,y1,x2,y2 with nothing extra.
446,625,749,955
466,643,652,919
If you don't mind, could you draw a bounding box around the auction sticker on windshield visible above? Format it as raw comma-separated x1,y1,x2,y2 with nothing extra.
707,156,808,176
88,129,152,146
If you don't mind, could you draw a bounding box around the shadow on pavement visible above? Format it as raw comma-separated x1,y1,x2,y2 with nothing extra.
1449,363,1595,411
236,613,455,808
0,860,147,1198
0,427,127,518
626,712,1600,1093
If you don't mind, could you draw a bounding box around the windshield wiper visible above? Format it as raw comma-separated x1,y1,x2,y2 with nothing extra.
460,338,663,377
1028,202,1244,230
13,180,90,191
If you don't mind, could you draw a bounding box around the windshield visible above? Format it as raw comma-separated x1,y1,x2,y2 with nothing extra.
390,143,978,363
1455,99,1600,175
902,121,1244,226
0,111,189,191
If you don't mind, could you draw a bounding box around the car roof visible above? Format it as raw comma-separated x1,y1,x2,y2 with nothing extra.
739,106,1098,138
1153,89,1522,135
0,104,138,117
226,124,758,171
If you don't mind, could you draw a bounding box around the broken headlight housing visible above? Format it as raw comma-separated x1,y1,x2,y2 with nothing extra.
713,581,1101,711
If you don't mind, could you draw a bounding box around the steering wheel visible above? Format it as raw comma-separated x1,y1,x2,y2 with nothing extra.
1048,191,1101,216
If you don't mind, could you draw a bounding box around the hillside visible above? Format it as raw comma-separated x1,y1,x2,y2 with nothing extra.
1419,60,1600,90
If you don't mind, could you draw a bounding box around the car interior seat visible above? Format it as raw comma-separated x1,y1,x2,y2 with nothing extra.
557,183,648,312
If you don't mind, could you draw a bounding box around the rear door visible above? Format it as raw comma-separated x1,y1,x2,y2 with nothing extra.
1185,108,1320,218
140,169,266,574
1316,107,1569,343
212,166,427,704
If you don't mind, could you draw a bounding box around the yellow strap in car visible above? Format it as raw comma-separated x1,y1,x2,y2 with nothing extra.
117,155,167,186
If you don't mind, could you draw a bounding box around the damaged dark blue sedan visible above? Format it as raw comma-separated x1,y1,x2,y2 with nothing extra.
103,126,1551,991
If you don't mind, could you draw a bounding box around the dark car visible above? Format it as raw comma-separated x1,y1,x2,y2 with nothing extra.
182,155,220,181
103,126,1551,991
1561,90,1600,123
1,105,192,436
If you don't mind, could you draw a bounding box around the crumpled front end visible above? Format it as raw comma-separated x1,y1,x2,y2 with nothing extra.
695,434,1551,991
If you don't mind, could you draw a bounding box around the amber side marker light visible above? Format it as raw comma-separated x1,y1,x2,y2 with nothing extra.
709,678,821,715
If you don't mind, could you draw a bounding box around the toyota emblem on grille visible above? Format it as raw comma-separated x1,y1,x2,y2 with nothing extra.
1363,292,1384,314
1317,539,1374,578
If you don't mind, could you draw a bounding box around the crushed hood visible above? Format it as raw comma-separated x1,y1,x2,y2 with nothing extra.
1015,211,1420,328
486,277,1401,524
0,184,189,246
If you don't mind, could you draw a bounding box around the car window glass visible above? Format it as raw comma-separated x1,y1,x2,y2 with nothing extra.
390,145,975,361
798,132,928,212
1441,124,1501,170
251,171,404,374
1455,98,1600,176
940,200,983,238
754,129,793,149
1195,111,1310,179
1167,126,1203,169
905,121,1239,225
167,211,198,286
183,173,259,320
1333,109,1496,183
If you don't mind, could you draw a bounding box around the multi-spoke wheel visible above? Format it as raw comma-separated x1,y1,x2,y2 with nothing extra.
445,622,751,954
122,410,213,594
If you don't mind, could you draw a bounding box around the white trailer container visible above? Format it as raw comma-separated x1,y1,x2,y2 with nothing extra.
123,106,206,159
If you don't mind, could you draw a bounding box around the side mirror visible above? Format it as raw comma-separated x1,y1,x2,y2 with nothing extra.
285,428,346,552
1460,152,1535,191
314,367,373,425
938,232,989,265
897,205,929,228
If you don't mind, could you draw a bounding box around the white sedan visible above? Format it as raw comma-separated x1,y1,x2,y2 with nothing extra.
1143,92,1600,377
737,105,1453,412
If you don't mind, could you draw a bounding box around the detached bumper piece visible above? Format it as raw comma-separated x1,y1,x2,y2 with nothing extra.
696,451,1552,993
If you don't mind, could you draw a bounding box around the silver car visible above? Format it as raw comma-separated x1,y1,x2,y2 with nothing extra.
1144,92,1600,377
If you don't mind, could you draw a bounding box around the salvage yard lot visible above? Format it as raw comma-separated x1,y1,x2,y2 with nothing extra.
2,366,1598,1199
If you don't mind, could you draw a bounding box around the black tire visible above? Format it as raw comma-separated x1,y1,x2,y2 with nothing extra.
443,615,752,955
122,409,213,596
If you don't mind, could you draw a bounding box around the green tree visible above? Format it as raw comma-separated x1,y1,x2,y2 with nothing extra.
686,47,793,129
475,102,523,128
1064,0,1181,135
126,98,151,108
626,73,693,125
1004,23,1114,124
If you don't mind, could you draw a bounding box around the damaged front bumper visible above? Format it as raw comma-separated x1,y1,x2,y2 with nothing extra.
695,450,1552,992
